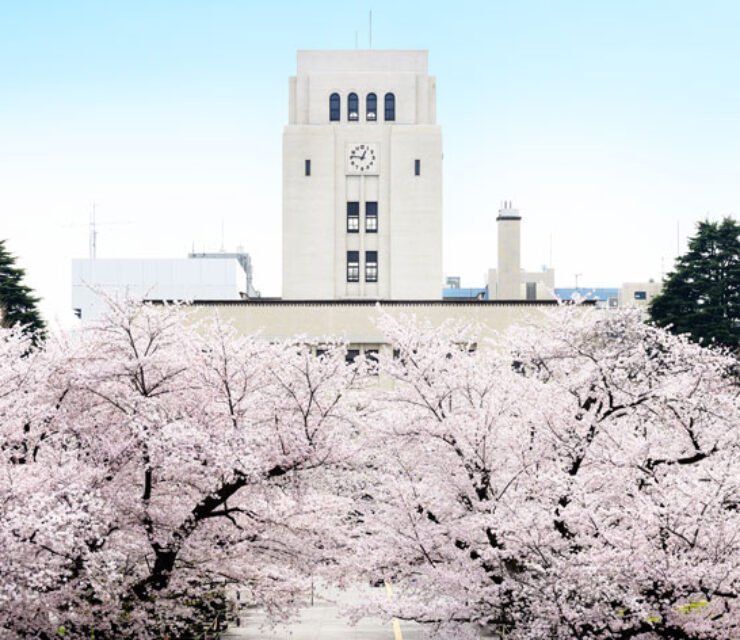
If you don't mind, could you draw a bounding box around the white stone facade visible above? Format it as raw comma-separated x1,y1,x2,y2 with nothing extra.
282,50,442,300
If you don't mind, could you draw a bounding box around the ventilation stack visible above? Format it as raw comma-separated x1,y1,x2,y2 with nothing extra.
496,201,522,299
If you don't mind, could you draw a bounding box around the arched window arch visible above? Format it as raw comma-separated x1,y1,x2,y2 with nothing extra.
384,92,395,121
348,93,359,121
366,93,377,121
329,93,340,121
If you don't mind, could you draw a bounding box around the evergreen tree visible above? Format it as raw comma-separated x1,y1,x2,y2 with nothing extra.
649,217,739,349
0,239,46,341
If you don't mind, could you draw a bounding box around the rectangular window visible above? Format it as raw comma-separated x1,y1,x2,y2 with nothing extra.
365,250,378,283
526,282,537,300
634,291,647,300
347,201,359,233
347,251,360,282
365,201,378,233
305,159,311,176
414,159,421,176
346,348,360,365
365,348,379,375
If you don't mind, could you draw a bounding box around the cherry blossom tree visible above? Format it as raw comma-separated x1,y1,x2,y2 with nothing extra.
1,300,737,640
349,308,739,640
0,300,363,639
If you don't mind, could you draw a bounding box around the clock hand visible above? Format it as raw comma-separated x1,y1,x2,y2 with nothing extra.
361,149,367,160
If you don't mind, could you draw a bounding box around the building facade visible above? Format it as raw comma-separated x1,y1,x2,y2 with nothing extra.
71,253,256,321
282,50,443,300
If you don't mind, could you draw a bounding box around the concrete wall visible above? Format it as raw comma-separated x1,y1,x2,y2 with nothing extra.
188,300,566,345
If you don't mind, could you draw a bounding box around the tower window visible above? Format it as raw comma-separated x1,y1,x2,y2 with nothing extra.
415,159,421,176
365,201,378,232
305,159,311,176
348,93,359,121
366,93,377,121
347,251,360,282
365,251,378,282
384,92,395,121
330,93,340,121
347,202,360,233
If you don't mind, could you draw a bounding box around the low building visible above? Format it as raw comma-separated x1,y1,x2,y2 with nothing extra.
72,251,258,321
186,298,586,354
619,281,662,310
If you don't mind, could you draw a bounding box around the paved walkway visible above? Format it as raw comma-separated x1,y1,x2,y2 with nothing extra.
223,584,425,640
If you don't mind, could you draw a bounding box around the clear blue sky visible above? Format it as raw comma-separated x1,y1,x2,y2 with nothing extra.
1,1,739,325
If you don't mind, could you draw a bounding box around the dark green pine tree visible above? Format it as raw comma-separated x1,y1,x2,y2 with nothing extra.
0,239,46,342
649,217,739,350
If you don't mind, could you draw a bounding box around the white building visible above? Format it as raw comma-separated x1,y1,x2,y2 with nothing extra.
282,50,442,300
619,280,662,310
71,49,594,343
72,252,257,322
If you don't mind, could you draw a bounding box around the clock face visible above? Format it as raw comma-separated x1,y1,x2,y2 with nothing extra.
347,143,378,174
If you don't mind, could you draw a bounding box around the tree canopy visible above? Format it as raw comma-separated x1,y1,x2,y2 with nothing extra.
649,217,739,350
0,302,737,639
346,309,739,639
0,239,45,341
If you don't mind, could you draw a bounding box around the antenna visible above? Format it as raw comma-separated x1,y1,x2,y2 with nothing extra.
89,203,98,259
369,10,373,48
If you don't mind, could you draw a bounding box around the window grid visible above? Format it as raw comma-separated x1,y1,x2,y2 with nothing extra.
347,202,360,233
347,251,360,282
365,250,378,283
366,93,377,121
384,92,395,121
365,201,378,233
348,93,359,121
330,93,340,121
365,348,379,375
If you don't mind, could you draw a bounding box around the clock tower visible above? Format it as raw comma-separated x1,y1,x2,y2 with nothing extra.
282,50,442,300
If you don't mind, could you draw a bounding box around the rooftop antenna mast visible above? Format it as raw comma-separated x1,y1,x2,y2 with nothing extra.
369,10,372,48
89,203,98,259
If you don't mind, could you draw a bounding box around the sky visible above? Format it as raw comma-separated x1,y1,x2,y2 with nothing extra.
1,0,739,327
